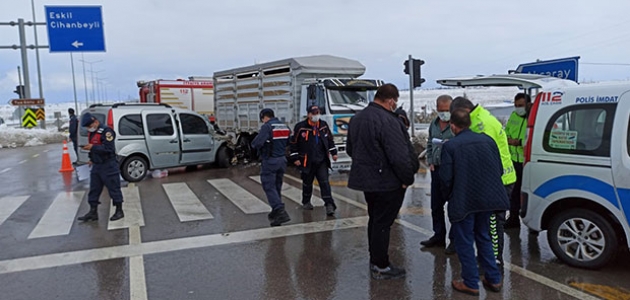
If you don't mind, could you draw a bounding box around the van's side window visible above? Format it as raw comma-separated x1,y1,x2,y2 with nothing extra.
119,114,144,136
147,114,174,136
180,114,209,134
543,104,616,157
627,117,630,157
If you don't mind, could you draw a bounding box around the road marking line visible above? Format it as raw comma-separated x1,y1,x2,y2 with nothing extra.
287,174,597,300
507,263,601,300
43,149,50,153
18,160,27,164
0,216,368,275
163,182,213,222
0,196,30,227
129,226,148,300
28,192,85,239
0,168,10,174
208,179,270,214
108,185,145,230
32,154,39,158
285,174,365,209
568,282,630,299
249,175,325,207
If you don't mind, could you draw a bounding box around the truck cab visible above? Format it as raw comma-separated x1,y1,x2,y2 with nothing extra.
300,78,382,170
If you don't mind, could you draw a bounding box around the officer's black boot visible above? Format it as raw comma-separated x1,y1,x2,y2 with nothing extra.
110,203,124,221
77,205,98,222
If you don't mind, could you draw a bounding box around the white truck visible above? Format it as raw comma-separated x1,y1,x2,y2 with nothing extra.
213,55,384,170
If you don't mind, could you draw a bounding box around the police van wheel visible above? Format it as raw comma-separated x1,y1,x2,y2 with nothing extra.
121,156,148,183
217,146,230,168
548,209,618,269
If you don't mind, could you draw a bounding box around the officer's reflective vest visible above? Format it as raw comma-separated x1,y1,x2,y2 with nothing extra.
469,105,517,186
505,111,527,163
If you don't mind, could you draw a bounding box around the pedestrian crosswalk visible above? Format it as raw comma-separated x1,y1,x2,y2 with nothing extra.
0,176,334,240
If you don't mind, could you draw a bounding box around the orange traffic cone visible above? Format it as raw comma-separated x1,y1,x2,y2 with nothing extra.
59,140,75,172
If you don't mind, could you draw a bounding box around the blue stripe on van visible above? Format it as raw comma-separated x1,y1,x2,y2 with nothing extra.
533,175,619,209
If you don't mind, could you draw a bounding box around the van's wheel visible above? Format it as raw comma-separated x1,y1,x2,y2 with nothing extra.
121,156,148,182
216,146,231,168
547,208,618,269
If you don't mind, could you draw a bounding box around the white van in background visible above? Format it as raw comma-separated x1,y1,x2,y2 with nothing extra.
520,82,630,269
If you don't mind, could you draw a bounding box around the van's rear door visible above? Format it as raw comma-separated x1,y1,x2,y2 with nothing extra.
142,111,180,168
436,74,578,90
611,91,630,232
177,112,214,164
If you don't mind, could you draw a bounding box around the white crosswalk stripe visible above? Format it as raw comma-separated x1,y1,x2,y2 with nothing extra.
28,192,85,239
248,175,325,207
108,185,145,230
208,179,270,214
1,176,329,237
0,196,30,227
163,182,214,222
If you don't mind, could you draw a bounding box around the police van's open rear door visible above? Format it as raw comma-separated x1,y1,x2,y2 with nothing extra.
436,74,578,90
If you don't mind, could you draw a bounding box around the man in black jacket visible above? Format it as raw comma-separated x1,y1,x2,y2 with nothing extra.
289,105,338,216
347,83,418,280
440,109,509,296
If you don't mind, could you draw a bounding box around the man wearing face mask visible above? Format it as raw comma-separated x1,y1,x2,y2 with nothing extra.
77,113,124,222
289,105,338,216
420,95,456,254
504,93,531,228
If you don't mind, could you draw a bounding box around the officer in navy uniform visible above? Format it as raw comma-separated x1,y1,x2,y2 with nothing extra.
251,108,291,226
77,113,124,222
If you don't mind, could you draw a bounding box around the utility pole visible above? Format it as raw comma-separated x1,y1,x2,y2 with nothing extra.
70,53,78,112
80,59,103,103
81,53,88,107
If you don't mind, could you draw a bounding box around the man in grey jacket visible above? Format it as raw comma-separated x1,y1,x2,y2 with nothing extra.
420,95,456,253
347,83,418,280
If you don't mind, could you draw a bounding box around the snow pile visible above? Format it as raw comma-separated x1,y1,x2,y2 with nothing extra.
0,127,66,148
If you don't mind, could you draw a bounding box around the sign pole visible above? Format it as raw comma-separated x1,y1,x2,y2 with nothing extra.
18,19,31,100
70,53,79,113
31,0,44,100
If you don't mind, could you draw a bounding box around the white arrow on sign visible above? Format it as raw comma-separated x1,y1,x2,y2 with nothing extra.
72,41,84,48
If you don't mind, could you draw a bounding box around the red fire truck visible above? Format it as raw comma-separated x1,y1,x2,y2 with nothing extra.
137,78,215,116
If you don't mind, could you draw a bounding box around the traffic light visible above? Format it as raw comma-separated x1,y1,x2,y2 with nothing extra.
412,59,426,88
403,60,410,75
13,85,25,99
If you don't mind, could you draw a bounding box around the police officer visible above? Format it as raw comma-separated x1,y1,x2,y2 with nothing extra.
251,108,291,226
289,105,338,216
504,93,532,228
77,113,125,222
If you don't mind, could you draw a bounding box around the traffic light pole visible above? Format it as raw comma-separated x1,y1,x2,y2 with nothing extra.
1,19,49,129
408,55,415,137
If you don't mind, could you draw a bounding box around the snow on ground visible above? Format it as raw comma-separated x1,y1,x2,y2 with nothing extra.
0,125,67,148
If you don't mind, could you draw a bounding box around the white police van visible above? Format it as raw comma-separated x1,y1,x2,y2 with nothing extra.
520,82,630,269
436,75,630,269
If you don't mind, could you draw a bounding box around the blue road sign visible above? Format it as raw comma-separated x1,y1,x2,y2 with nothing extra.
516,56,580,82
45,6,105,52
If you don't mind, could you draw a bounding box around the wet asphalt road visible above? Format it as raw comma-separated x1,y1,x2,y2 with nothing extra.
0,143,629,300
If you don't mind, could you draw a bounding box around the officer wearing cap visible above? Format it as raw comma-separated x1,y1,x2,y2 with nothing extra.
77,113,124,222
251,108,291,226
289,105,338,216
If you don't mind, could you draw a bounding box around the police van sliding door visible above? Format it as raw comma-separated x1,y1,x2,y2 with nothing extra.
143,112,180,168
611,92,630,230
177,113,214,164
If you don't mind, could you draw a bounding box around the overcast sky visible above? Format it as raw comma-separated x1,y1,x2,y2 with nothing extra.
2,0,630,104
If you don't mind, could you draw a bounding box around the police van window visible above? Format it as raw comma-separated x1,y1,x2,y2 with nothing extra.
118,114,144,136
79,113,106,136
180,113,209,134
146,114,174,136
543,104,616,157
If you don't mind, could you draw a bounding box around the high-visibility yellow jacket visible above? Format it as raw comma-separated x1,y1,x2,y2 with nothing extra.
469,105,517,186
505,111,527,163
